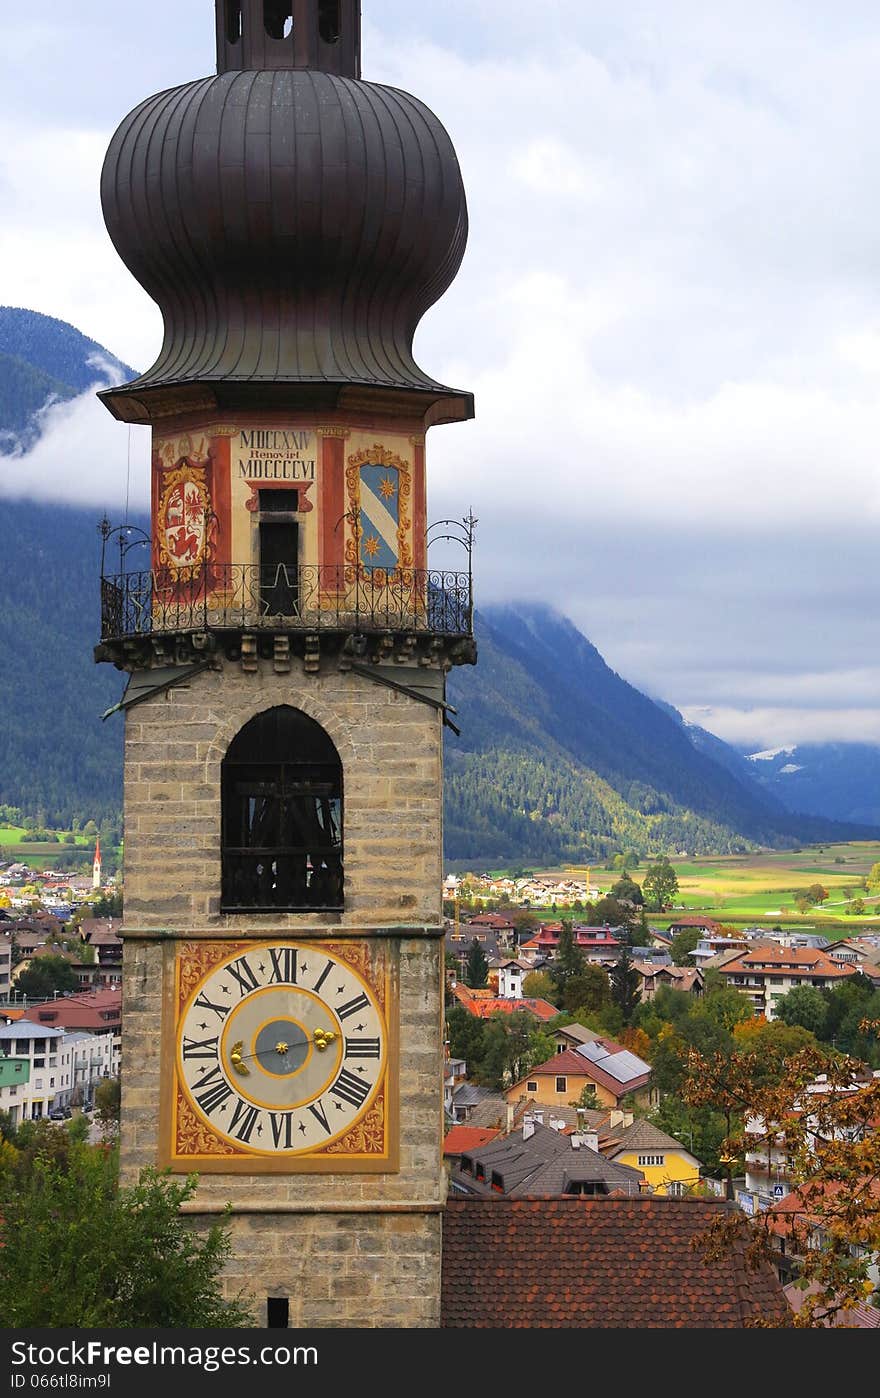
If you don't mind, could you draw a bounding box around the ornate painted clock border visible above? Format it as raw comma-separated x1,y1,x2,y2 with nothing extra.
155,935,404,1176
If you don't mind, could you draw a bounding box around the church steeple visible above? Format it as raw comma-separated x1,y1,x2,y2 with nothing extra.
216,1,361,77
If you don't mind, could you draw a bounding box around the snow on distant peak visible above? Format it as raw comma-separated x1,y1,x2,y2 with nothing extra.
748,746,797,763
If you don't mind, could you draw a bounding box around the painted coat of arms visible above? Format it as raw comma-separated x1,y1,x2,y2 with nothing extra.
345,446,412,581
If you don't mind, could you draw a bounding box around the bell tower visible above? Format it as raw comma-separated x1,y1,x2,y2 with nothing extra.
96,0,474,1328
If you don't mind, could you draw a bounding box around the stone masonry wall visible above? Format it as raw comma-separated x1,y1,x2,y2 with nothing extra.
122,660,443,930
119,659,447,1326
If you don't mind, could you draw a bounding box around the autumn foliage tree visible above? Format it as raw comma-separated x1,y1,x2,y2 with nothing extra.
681,1033,880,1327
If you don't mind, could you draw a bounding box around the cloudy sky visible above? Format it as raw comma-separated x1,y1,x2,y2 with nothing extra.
1,1,878,750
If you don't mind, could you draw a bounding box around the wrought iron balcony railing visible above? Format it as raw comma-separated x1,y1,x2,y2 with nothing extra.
100,563,473,643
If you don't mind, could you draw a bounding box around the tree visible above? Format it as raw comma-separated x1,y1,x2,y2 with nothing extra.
94,1078,121,1130
593,896,641,940
0,1142,252,1326
642,857,679,912
464,938,489,989
776,985,828,1038
670,926,702,966
550,921,586,995
610,874,643,906
806,883,829,905
16,955,78,1000
478,1013,554,1090
609,945,640,1023
445,1005,486,1075
681,1038,880,1327
867,862,880,893
522,970,557,1002
570,1084,600,1112
561,964,611,1016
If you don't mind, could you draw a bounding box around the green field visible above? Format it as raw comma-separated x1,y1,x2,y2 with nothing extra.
574,842,880,929
0,825,111,873
488,842,880,930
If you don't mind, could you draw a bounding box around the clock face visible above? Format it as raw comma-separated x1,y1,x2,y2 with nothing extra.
165,941,395,1172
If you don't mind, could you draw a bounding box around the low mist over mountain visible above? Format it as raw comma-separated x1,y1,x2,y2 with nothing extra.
0,308,876,861
0,307,133,454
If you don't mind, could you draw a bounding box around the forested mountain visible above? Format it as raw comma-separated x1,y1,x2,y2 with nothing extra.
0,499,126,827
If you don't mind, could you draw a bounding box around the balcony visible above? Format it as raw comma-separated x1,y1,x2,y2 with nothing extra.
97,562,475,668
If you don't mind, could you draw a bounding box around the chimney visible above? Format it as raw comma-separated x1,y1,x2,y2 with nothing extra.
505,1102,515,1135
522,1116,535,1142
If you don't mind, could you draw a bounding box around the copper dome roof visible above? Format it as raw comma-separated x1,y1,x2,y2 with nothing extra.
100,3,472,425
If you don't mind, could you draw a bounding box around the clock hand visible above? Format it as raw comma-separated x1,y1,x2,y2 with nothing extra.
229,1030,338,1078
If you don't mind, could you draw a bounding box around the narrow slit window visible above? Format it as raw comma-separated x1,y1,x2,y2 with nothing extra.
264,3,294,40
267,1297,289,1328
319,1,341,44
226,1,242,43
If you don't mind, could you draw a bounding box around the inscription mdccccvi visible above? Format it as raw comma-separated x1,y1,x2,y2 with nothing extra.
237,429,317,481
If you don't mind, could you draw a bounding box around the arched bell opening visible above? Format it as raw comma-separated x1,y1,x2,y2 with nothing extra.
221,706,343,912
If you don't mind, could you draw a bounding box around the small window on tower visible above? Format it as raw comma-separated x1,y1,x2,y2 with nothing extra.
226,0,242,43
319,1,341,44
264,2,294,40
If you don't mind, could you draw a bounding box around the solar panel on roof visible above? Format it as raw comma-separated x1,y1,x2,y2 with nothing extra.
599,1051,650,1082
577,1042,610,1064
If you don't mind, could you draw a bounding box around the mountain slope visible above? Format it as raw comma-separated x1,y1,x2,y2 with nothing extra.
0,498,126,826
444,604,871,863
745,743,880,827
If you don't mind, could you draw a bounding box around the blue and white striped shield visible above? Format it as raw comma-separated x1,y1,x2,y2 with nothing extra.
358,464,400,570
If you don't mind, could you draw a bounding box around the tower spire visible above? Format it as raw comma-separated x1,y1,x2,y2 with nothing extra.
216,0,361,77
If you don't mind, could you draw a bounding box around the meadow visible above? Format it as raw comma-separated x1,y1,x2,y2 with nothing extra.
585,842,880,930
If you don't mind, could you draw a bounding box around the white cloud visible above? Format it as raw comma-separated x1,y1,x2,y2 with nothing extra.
682,705,880,749
2,2,880,747
0,386,150,513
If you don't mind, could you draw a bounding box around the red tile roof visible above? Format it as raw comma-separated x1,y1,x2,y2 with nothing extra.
507,1046,652,1103
452,986,558,1022
441,1197,789,1328
719,948,856,980
21,989,121,1031
443,1127,501,1157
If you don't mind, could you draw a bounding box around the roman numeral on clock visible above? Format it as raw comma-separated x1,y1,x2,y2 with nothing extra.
337,992,370,1022
182,1035,219,1061
227,956,260,997
193,992,231,1022
269,1112,294,1150
345,1037,381,1060
313,959,335,995
330,1068,372,1109
268,946,298,985
229,1099,260,1145
308,1098,331,1135
194,1066,234,1116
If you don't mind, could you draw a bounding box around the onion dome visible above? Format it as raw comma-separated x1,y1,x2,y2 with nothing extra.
100,1,472,425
